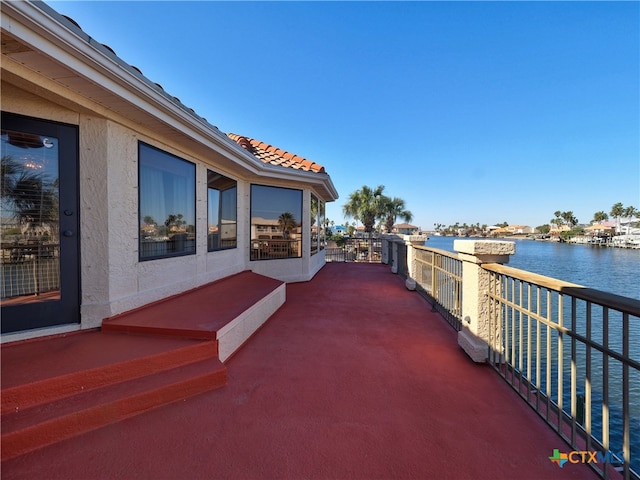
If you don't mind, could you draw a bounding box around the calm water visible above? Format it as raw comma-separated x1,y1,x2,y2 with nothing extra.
425,236,640,300
425,235,640,471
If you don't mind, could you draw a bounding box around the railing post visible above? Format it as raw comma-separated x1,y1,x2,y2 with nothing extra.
381,235,390,265
403,235,428,290
454,240,515,362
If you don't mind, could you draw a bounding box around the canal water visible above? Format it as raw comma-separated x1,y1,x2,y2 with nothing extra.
425,236,640,472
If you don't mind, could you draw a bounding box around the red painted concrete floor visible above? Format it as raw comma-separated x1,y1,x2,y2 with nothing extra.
1,263,599,480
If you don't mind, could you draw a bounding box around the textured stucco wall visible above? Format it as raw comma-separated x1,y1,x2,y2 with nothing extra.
3,78,326,340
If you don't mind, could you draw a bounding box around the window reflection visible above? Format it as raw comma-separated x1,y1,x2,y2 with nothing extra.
250,185,302,260
1,129,61,301
311,194,319,255
139,143,195,260
207,170,237,251
319,200,326,251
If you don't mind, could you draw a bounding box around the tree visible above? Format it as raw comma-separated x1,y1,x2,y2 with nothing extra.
381,196,413,233
342,185,385,235
164,213,185,235
610,202,624,220
550,211,564,229
1,155,58,229
610,202,625,234
623,205,638,219
277,211,297,239
343,185,388,261
561,211,578,227
592,211,609,223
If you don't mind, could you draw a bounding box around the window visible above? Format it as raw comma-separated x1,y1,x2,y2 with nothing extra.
207,170,237,251
139,142,195,260
310,195,326,255
250,185,302,260
319,200,326,251
310,194,319,255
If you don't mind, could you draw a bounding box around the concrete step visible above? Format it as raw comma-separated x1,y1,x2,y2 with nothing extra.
1,350,225,461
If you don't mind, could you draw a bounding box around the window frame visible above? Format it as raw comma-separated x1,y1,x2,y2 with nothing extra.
319,199,326,251
250,184,303,261
310,194,319,256
138,142,196,261
207,169,237,252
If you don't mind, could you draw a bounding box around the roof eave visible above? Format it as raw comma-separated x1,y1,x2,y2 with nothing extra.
1,2,279,177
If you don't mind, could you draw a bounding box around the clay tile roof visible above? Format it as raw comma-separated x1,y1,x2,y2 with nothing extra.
227,133,326,174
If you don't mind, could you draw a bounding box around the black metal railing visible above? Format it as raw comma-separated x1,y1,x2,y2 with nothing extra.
325,237,382,263
391,239,639,479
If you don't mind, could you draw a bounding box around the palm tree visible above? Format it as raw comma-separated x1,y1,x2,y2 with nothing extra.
623,205,638,220
343,185,386,261
610,202,625,234
342,185,385,235
381,196,413,233
561,211,578,228
592,211,609,224
1,155,58,228
277,211,297,239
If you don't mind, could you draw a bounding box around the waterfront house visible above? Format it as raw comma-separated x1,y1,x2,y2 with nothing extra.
549,224,571,237
490,224,534,236
393,223,420,235
585,222,615,237
0,1,338,340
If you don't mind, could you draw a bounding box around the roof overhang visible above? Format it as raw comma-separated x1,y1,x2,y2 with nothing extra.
1,1,338,202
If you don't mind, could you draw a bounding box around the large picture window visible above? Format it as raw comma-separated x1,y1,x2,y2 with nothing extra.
207,170,237,251
250,185,302,260
310,194,319,255
310,194,326,255
139,142,195,260
319,200,326,251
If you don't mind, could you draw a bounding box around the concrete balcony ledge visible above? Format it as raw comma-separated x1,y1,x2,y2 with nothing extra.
454,239,516,264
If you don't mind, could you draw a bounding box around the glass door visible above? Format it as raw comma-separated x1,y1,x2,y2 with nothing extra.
1,112,79,333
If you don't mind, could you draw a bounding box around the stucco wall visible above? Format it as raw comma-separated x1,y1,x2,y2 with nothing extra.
3,78,326,340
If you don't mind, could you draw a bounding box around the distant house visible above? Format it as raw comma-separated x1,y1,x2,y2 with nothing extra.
584,222,615,236
1,2,338,339
549,224,571,236
491,225,534,236
393,223,420,235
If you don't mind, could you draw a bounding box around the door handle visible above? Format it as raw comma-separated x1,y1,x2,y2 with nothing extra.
63,230,74,237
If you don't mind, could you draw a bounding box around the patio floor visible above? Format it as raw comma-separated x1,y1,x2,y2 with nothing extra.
1,262,598,479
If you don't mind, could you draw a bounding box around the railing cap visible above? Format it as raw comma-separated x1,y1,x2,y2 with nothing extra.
453,239,516,256
405,235,428,245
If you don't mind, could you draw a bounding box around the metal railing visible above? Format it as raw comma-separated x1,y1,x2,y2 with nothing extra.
325,237,382,263
483,262,640,480
1,243,60,298
250,238,301,260
413,245,463,331
373,238,639,479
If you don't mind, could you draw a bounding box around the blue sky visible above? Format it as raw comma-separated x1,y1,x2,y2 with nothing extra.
50,1,639,230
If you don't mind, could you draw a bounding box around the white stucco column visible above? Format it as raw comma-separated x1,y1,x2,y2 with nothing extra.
391,238,399,274
454,240,515,362
381,235,390,265
404,235,428,290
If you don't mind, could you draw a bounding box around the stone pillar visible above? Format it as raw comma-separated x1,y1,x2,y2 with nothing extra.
404,235,428,290
381,236,390,265
454,240,515,362
391,239,399,274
